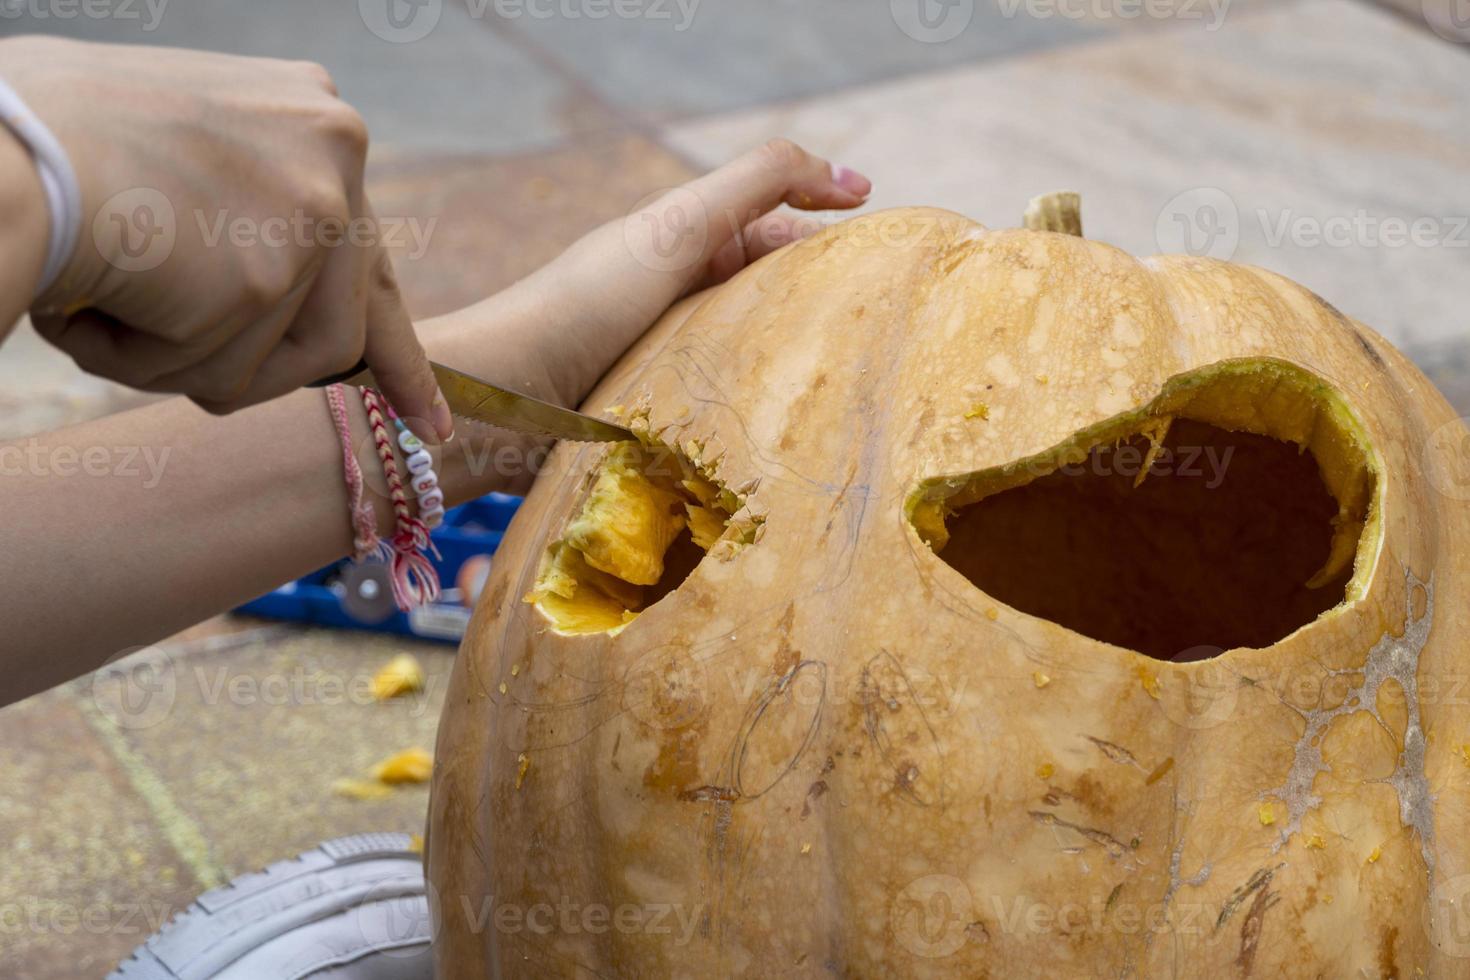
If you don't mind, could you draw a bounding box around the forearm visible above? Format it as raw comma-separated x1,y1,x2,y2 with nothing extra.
0,288,590,706
0,121,48,338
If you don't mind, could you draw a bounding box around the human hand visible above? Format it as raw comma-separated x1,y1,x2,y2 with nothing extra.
459,138,871,406
3,36,451,440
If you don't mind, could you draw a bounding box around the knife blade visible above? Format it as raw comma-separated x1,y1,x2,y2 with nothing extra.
428,362,635,443
314,359,636,443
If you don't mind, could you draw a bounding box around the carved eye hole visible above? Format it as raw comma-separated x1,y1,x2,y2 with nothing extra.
526,441,753,636
908,360,1379,662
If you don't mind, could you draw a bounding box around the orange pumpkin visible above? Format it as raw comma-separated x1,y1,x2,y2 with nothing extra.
428,199,1470,977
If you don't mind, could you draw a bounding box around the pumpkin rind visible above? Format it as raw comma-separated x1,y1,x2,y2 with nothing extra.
428,208,1469,977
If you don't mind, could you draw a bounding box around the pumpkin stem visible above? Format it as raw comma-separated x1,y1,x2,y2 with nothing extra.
1023,191,1083,236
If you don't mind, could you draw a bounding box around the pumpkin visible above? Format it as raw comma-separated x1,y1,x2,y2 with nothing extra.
427,197,1470,977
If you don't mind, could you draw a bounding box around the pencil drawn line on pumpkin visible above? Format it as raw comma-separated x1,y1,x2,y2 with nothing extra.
731,660,827,800
860,650,948,808
615,345,873,597
645,348,830,490
1260,568,1435,871
670,660,830,947
678,660,828,807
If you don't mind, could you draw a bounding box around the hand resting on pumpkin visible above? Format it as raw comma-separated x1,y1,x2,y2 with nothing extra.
0,137,871,708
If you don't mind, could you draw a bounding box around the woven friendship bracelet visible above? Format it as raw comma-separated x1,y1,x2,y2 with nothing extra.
360,387,441,611
324,384,386,563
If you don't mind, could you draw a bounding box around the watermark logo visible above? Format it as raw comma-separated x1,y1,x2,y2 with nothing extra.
1424,417,1470,502
363,0,701,42
621,646,708,730
0,897,176,937
623,186,710,274
92,194,439,275
93,187,175,273
195,209,437,261
1057,442,1235,489
1259,210,1469,250
1155,187,1240,260
1424,0,1470,43
472,0,701,30
0,440,171,487
0,0,168,30
891,0,975,43
891,874,975,958
360,0,441,43
996,0,1229,29
447,894,705,944
1157,187,1468,260
1427,873,1470,958
1159,649,1239,730
91,645,178,731
353,877,436,958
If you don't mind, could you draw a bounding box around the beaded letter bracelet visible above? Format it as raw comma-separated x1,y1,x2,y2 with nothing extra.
384,401,446,531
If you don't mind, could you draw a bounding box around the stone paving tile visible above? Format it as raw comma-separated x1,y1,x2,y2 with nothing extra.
0,0,604,154
370,134,697,318
499,0,1102,123
91,630,455,880
0,689,206,980
663,0,1470,351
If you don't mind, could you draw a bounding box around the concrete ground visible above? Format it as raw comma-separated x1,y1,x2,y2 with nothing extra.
0,1,1467,975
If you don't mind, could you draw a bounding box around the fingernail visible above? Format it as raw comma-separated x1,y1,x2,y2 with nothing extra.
432,387,455,443
831,163,872,198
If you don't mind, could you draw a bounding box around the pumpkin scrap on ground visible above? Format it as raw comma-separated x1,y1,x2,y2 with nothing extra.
332,747,434,800
429,196,1469,977
370,653,425,700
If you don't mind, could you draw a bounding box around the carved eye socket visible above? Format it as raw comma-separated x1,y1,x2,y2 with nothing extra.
908,360,1379,662
526,441,755,636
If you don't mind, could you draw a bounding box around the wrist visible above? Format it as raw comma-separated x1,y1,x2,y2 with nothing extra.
0,112,50,323
1,36,95,311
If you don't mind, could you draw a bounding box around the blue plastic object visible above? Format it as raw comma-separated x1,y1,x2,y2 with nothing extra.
236,493,523,643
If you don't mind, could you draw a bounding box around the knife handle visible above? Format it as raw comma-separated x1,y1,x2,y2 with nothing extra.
308,357,369,388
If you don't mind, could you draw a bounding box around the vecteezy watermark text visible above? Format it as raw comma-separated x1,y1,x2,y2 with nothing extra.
0,0,167,30
1157,188,1470,260
0,898,176,937
1057,442,1234,489
360,0,700,43
996,0,1229,29
195,210,437,261
449,895,705,945
0,440,170,488
92,188,439,275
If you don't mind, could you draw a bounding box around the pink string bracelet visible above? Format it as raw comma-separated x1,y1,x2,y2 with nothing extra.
324,384,387,563
360,386,441,611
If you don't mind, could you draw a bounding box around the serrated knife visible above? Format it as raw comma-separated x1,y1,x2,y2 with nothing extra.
317,359,635,443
